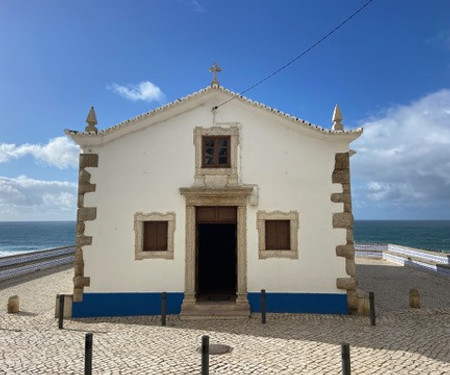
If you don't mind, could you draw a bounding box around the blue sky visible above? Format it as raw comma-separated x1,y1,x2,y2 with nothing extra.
0,0,449,220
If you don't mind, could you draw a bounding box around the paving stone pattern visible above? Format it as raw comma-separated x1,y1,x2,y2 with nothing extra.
1,259,450,374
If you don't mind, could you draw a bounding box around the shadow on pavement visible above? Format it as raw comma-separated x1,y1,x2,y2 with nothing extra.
65,263,450,365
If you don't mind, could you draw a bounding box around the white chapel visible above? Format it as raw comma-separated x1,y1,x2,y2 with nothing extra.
64,64,362,318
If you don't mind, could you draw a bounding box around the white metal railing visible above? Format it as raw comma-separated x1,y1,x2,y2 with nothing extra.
387,244,449,264
355,243,449,263
355,242,450,277
354,243,388,251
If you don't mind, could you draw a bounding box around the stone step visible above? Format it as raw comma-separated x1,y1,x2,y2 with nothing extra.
180,301,250,320
180,312,250,320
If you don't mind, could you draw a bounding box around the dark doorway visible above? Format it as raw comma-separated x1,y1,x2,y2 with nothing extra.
197,224,237,299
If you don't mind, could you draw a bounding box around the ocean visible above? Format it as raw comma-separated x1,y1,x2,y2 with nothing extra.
353,220,450,253
0,221,76,257
0,220,449,258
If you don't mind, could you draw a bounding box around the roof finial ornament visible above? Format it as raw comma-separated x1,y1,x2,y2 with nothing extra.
332,104,344,131
85,106,98,133
209,62,221,88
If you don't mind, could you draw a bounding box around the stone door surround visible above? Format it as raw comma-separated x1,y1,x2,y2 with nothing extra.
179,186,253,315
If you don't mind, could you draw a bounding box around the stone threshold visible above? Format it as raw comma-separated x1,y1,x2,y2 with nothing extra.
180,300,250,320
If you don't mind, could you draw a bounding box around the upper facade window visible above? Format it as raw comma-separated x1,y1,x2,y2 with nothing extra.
193,125,239,187
202,136,230,168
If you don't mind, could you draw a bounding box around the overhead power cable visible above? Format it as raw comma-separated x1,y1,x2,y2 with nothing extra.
213,0,375,110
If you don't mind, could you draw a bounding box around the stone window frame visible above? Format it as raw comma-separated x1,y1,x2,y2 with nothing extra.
193,125,239,186
134,212,175,260
257,211,299,259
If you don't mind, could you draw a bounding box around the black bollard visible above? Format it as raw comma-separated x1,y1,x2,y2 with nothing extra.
201,335,209,375
341,342,351,375
369,291,376,326
85,333,93,375
58,294,64,329
161,292,167,326
261,289,266,324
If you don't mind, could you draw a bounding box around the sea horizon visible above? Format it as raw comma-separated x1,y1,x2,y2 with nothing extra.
0,220,449,257
2,219,450,221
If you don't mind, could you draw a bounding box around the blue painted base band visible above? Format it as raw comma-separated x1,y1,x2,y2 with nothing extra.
72,292,347,317
72,292,184,318
248,292,348,314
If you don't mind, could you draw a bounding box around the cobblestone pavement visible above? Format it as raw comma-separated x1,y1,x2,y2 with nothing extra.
1,259,450,374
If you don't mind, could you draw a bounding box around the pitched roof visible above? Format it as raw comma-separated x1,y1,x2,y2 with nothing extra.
65,86,362,145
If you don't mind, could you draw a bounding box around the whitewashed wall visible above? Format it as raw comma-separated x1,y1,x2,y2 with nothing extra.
82,90,350,295
216,98,349,294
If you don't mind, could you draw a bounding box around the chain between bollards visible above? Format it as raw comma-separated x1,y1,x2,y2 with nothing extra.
341,342,351,375
85,333,93,375
161,291,167,326
201,335,209,375
58,294,64,329
261,289,266,324
369,291,376,326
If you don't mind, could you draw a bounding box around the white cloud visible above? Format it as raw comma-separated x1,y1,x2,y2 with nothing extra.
0,137,79,169
191,0,205,12
352,89,450,213
0,175,77,221
427,30,450,51
178,0,205,13
108,81,166,103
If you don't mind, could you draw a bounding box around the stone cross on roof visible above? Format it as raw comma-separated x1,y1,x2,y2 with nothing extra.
209,62,221,88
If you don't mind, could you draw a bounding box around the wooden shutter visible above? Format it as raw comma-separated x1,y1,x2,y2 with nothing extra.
144,221,168,251
265,220,290,250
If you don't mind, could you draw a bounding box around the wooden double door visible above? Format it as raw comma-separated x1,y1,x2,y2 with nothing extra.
196,206,237,300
